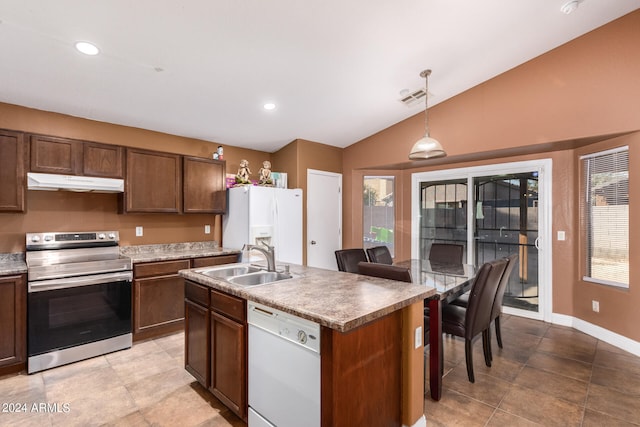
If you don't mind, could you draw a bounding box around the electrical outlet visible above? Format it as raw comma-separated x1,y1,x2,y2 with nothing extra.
204,224,211,234
135,226,143,237
557,231,566,241
415,326,422,349
592,300,600,313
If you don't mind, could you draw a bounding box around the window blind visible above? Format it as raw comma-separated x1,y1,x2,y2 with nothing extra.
580,147,629,287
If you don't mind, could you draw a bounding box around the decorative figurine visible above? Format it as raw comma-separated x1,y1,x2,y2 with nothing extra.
235,159,252,185
258,160,273,186
213,145,224,160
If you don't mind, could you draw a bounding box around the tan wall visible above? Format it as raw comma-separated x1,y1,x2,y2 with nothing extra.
0,103,270,252
272,139,342,264
342,11,640,342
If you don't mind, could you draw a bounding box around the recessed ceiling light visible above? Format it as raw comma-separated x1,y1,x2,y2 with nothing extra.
263,103,276,110
560,0,581,14
75,41,100,56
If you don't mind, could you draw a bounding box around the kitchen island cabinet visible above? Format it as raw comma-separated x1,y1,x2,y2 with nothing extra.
0,274,26,376
0,129,25,213
180,264,434,427
184,281,247,421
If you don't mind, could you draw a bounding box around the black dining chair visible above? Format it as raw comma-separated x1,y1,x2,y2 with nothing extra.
427,257,508,383
357,261,412,282
428,243,464,264
335,248,368,273
450,253,518,360
366,246,393,265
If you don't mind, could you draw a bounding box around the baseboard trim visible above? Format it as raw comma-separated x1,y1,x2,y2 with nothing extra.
404,414,426,427
551,313,640,357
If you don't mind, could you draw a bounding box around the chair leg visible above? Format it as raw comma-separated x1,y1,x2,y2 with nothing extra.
482,329,492,367
465,339,475,383
495,316,503,349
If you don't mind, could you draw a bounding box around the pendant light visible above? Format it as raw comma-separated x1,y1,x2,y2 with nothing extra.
409,69,446,160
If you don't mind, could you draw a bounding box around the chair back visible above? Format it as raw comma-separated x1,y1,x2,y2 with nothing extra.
357,262,413,283
428,243,464,264
335,248,368,273
464,258,508,339
366,246,393,265
491,253,518,321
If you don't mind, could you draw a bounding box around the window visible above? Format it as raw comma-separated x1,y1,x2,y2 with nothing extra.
581,147,629,288
363,176,394,256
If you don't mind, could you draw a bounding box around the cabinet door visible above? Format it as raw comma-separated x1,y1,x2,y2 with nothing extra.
83,142,124,178
191,254,240,268
183,156,226,213
210,310,246,420
133,275,185,339
29,134,82,174
125,148,182,213
0,130,25,212
185,299,210,387
0,274,26,374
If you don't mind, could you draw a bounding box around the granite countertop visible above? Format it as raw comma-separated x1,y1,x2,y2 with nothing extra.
0,253,27,275
180,263,435,333
120,242,241,263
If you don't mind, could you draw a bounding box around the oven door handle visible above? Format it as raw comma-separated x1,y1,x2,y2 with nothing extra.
28,271,133,293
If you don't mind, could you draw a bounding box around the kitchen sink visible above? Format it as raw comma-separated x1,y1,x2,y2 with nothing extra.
198,265,263,278
195,263,294,287
228,271,293,286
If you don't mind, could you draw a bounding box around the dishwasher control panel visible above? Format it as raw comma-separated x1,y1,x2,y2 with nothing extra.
248,301,321,353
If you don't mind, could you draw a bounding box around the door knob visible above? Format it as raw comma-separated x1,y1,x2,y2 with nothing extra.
310,240,317,245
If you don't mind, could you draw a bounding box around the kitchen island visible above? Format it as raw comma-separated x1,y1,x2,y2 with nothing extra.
180,263,435,427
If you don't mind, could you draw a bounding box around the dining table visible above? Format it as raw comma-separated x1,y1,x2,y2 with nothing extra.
394,259,477,401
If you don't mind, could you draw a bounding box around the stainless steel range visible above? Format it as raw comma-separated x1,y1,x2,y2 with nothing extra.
26,231,133,373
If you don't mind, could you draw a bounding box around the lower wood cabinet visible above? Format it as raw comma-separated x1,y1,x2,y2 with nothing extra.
185,281,247,422
0,274,26,375
134,254,240,341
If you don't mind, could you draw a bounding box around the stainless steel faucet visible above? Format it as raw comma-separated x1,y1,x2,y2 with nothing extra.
243,243,276,272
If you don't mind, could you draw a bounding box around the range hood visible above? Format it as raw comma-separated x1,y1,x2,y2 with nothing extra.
27,173,124,193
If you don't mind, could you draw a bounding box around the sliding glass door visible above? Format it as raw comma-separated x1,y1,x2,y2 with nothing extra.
412,160,552,320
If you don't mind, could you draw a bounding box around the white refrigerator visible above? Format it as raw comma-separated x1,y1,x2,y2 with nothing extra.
223,186,303,265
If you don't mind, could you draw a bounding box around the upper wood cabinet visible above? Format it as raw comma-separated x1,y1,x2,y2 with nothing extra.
0,130,25,213
28,134,124,178
123,148,182,213
183,156,226,214
82,142,125,178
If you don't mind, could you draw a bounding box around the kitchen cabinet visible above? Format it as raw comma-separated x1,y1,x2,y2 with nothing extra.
135,254,240,341
0,129,25,213
210,289,246,420
185,281,210,386
184,282,247,421
123,148,182,213
28,134,124,178
183,156,226,214
133,259,190,341
0,274,26,375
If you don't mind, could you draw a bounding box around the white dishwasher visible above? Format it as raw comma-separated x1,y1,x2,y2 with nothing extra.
247,301,321,427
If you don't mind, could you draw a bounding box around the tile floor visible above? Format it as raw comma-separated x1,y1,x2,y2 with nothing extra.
1,315,639,426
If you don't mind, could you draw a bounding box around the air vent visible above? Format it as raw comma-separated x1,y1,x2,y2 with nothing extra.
399,89,430,107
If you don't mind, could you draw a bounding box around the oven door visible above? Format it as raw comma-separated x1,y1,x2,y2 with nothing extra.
28,271,132,358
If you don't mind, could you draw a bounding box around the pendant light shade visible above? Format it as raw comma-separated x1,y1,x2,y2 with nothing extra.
409,69,446,160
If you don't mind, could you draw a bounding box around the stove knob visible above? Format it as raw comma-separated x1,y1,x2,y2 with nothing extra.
44,235,53,242
98,233,106,240
297,330,308,344
31,236,41,243
108,233,116,240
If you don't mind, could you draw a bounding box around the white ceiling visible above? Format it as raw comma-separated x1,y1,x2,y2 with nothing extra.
0,1,637,152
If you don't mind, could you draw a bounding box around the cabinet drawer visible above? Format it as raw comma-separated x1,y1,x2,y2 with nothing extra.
192,254,240,268
211,289,245,323
185,280,210,307
134,259,190,279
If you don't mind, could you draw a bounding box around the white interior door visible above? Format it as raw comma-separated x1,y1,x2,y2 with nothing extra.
307,169,342,270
